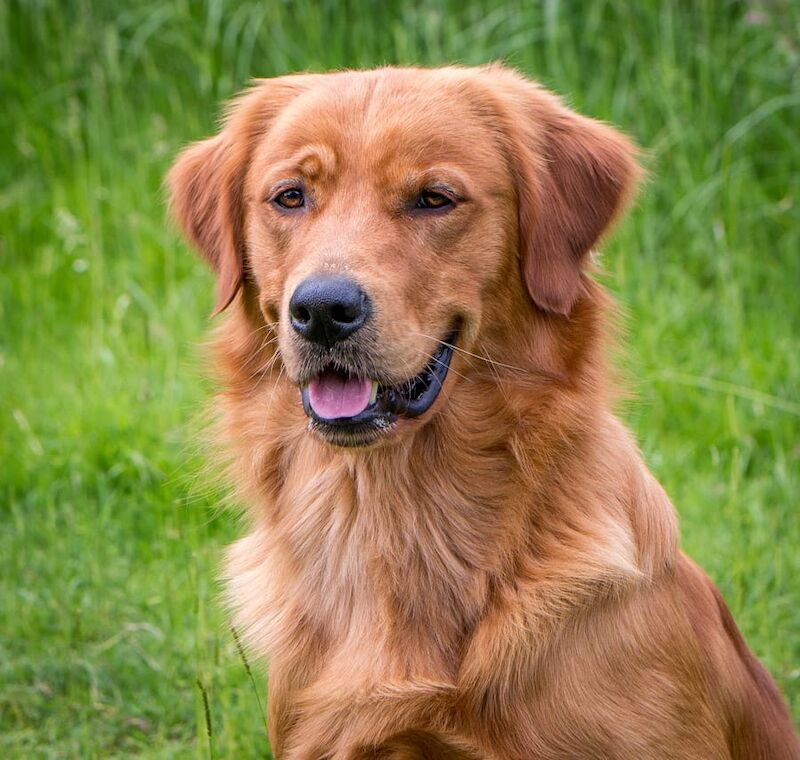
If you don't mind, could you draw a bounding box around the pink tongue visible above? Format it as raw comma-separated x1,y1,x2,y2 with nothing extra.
307,372,372,419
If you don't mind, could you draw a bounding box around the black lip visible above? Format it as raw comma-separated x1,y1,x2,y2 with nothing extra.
300,327,459,443
391,327,458,418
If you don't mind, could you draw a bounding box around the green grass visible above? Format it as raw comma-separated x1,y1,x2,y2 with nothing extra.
1,1,798,756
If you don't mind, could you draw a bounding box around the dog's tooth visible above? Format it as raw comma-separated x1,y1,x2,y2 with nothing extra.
369,380,379,405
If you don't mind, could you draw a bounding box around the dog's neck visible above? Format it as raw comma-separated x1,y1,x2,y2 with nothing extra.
220,297,678,676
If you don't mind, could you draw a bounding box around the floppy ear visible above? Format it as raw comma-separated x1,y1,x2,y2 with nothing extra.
167,76,317,316
488,69,642,316
168,134,246,315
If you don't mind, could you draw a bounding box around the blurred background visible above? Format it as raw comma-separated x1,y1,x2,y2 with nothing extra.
1,1,798,757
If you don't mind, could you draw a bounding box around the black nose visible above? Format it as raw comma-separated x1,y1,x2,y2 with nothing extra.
289,276,370,347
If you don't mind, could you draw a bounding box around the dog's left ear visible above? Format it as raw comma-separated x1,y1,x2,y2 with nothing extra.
486,68,642,316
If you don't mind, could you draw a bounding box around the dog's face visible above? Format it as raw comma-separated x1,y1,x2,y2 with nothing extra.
169,66,639,447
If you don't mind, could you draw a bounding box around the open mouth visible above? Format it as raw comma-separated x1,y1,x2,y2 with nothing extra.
300,327,459,445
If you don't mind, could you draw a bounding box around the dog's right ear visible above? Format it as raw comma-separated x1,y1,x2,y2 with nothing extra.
168,133,246,315
167,77,317,316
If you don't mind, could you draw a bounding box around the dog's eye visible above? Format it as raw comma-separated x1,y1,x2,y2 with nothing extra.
273,188,305,209
415,190,453,210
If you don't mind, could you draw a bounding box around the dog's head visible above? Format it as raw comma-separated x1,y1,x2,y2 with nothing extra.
168,66,640,447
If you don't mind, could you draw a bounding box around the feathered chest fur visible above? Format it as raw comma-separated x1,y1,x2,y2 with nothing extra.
225,398,528,679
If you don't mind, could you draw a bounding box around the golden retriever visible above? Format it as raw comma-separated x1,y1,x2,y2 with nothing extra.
168,65,799,759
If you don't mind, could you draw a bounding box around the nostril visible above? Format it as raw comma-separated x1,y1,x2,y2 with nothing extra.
294,305,312,325
330,302,361,324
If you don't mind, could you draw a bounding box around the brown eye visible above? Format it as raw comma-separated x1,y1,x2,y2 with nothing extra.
415,190,453,210
274,188,304,209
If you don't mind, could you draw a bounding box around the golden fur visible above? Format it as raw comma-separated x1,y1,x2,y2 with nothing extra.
168,65,799,758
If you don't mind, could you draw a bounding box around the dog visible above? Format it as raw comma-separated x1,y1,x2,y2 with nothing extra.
168,65,799,759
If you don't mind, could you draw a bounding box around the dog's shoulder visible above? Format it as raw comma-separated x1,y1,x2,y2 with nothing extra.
676,555,800,759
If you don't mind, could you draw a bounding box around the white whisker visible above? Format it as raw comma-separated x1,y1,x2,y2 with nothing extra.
409,330,527,374
417,350,470,384
243,334,282,383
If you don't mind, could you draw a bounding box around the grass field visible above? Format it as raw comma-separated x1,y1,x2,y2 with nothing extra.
1,1,799,757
